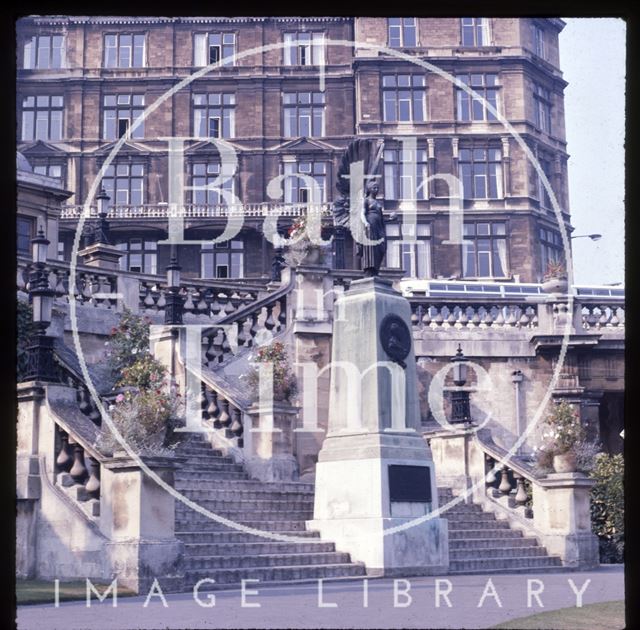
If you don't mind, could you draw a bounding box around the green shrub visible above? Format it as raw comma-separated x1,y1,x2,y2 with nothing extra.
17,299,34,380
590,453,624,563
98,309,182,457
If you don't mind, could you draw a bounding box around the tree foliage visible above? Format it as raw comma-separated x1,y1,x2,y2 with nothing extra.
590,453,624,563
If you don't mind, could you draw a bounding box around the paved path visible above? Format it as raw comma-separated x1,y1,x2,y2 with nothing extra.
17,565,624,630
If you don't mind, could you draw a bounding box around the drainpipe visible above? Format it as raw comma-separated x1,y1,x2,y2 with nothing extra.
512,370,524,455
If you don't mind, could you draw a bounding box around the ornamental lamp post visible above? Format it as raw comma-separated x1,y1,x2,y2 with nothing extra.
94,186,111,244
24,227,57,382
164,245,184,325
450,344,471,424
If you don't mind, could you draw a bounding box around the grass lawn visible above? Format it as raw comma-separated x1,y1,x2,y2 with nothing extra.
16,579,136,606
492,600,625,629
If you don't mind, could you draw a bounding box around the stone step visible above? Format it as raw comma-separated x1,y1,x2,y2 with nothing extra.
448,519,511,531
184,562,366,586
175,508,313,521
187,551,352,570
176,461,245,472
174,471,249,481
179,458,239,468
175,519,308,532
176,530,321,544
174,479,315,493
176,445,225,455
449,528,524,540
175,497,314,511
449,537,538,550
448,556,562,573
450,546,548,560
184,540,336,557
180,488,316,501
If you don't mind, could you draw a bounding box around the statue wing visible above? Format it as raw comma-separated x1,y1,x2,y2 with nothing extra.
333,139,384,227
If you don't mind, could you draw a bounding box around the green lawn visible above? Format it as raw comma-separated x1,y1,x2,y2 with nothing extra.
492,600,625,629
16,579,136,605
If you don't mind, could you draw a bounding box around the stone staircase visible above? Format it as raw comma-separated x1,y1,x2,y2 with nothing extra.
438,487,563,574
174,434,366,590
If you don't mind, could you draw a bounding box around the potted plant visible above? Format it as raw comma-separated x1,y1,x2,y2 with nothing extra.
246,341,298,403
282,215,331,267
534,401,596,474
541,260,569,295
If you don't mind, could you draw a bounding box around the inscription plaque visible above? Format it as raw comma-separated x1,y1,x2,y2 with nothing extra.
388,464,432,503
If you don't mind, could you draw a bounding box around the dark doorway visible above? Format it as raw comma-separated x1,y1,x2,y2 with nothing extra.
599,392,624,454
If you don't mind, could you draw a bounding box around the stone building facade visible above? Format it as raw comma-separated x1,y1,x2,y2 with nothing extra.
17,16,571,283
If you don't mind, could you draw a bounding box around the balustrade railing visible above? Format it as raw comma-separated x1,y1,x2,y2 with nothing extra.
476,429,538,521
580,302,625,330
200,382,245,449
410,301,539,330
60,202,333,221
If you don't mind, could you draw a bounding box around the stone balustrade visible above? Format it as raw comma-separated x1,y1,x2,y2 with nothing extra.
580,302,625,329
59,201,333,220
200,383,245,449
410,301,539,330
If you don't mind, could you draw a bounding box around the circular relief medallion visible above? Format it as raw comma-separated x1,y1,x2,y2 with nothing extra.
379,314,412,369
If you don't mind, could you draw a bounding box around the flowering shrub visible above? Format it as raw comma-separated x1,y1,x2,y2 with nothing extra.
99,309,181,456
590,452,624,563
246,341,297,402
97,386,182,457
534,401,595,473
105,308,153,374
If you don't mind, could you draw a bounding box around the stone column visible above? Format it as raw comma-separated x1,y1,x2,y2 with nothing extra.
101,456,185,593
16,383,45,579
308,277,449,576
245,401,299,482
291,264,334,479
532,472,599,568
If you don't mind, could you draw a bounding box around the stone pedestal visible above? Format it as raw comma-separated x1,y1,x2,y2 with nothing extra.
308,277,448,575
532,472,599,568
246,402,299,482
100,456,184,593
428,427,486,502
78,242,123,271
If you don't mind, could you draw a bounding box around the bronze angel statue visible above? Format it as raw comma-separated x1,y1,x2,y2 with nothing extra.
333,138,394,276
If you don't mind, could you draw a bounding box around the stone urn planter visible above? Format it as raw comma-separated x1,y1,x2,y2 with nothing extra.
542,276,569,295
552,451,577,473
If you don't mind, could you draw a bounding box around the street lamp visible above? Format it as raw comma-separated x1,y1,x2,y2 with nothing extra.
164,245,184,325
94,186,112,244
23,227,57,382
450,344,471,424
570,233,602,241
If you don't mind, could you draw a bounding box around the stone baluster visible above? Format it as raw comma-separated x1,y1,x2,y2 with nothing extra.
183,288,196,313
196,290,208,313
264,304,276,331
156,288,166,310
56,429,73,472
498,465,512,495
69,441,88,484
277,298,287,330
209,292,222,317
223,292,236,315
218,397,231,428
236,316,250,347
230,406,243,438
513,472,528,506
85,457,101,499
77,385,91,415
485,455,497,485
206,388,220,421
249,312,260,346
204,332,221,366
